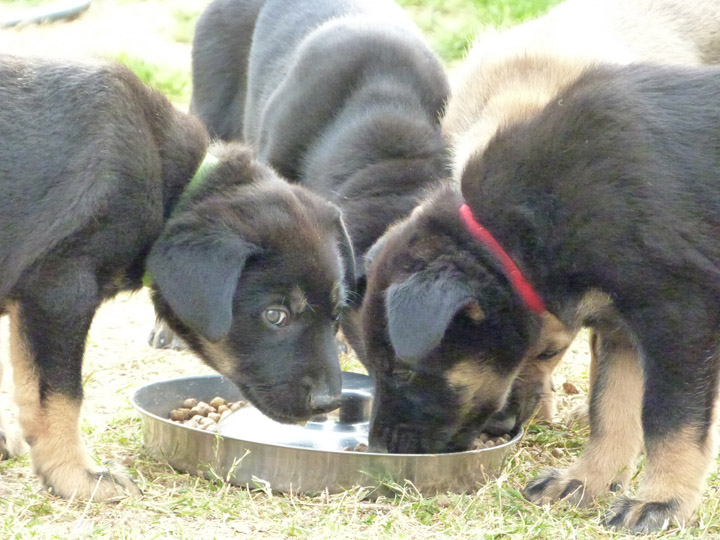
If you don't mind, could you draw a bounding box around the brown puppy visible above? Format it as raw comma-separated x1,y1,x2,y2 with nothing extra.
0,55,353,499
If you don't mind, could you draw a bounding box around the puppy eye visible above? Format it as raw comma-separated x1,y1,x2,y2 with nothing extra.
263,307,289,328
536,349,560,361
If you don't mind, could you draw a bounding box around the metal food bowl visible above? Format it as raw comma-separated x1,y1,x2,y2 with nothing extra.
132,373,522,495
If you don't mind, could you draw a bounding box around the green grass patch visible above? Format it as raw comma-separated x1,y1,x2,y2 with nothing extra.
109,52,191,105
398,0,562,63
170,6,204,45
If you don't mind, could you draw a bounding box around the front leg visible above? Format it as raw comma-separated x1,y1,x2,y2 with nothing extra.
9,286,141,500
602,309,720,533
525,327,644,505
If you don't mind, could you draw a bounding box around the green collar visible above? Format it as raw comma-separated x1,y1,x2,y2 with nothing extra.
176,152,220,211
143,152,219,287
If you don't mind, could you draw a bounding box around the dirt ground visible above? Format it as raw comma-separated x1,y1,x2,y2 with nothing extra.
1,0,203,72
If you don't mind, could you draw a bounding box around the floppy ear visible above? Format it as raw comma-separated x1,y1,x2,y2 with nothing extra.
147,231,260,342
385,272,482,362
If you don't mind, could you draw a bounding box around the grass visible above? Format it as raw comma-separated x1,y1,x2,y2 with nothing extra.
110,53,193,107
4,329,720,539
4,0,720,539
109,0,562,104
5,406,720,539
397,0,562,63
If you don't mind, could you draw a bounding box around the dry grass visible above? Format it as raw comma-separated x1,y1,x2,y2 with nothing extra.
2,1,720,538
3,295,720,539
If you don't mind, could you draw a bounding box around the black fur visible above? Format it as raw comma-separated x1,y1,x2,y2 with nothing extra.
461,63,720,444
365,63,720,530
362,184,544,453
190,0,450,356
0,55,353,495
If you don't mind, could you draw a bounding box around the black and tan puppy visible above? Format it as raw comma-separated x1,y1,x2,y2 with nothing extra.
369,63,720,532
362,185,574,451
362,0,720,448
189,0,449,354
0,55,353,499
463,63,720,532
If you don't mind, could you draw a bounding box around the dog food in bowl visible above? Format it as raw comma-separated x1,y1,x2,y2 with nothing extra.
134,374,522,495
169,397,248,433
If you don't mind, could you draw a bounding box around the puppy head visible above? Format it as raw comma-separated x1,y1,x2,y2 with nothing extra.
361,184,568,452
148,146,355,423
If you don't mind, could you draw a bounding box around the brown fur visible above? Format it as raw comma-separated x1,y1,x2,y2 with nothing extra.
9,304,139,499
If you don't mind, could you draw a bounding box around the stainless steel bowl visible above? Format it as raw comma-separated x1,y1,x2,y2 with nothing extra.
132,373,522,494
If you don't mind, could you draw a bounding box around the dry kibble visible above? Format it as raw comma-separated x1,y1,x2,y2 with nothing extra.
551,448,564,458
562,382,580,395
191,401,212,417
182,398,198,409
229,401,247,412
170,396,248,427
210,397,226,409
170,408,193,421
199,417,216,429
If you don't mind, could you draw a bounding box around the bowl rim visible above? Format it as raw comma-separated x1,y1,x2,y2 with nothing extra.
131,373,524,458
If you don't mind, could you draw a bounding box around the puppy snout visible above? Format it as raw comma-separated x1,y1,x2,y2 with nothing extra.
309,393,342,414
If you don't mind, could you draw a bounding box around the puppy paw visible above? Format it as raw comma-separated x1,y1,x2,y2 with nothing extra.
563,400,589,428
148,321,186,350
39,462,142,501
524,467,594,507
0,420,28,460
603,496,683,534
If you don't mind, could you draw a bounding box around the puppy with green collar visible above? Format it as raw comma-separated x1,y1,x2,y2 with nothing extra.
0,55,354,500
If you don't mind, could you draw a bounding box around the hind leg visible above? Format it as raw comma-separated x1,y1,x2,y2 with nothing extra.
10,271,140,500
525,327,644,505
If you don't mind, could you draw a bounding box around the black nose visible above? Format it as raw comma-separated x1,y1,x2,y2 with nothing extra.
309,393,342,414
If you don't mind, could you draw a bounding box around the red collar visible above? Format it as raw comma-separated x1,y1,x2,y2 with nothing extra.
459,203,546,315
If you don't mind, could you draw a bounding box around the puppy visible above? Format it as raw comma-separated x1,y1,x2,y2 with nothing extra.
362,0,720,447
460,63,720,532
189,0,450,357
0,55,353,499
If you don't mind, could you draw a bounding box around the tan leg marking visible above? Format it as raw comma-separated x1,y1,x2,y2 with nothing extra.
567,338,644,495
632,425,717,526
526,333,643,505
9,305,139,499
